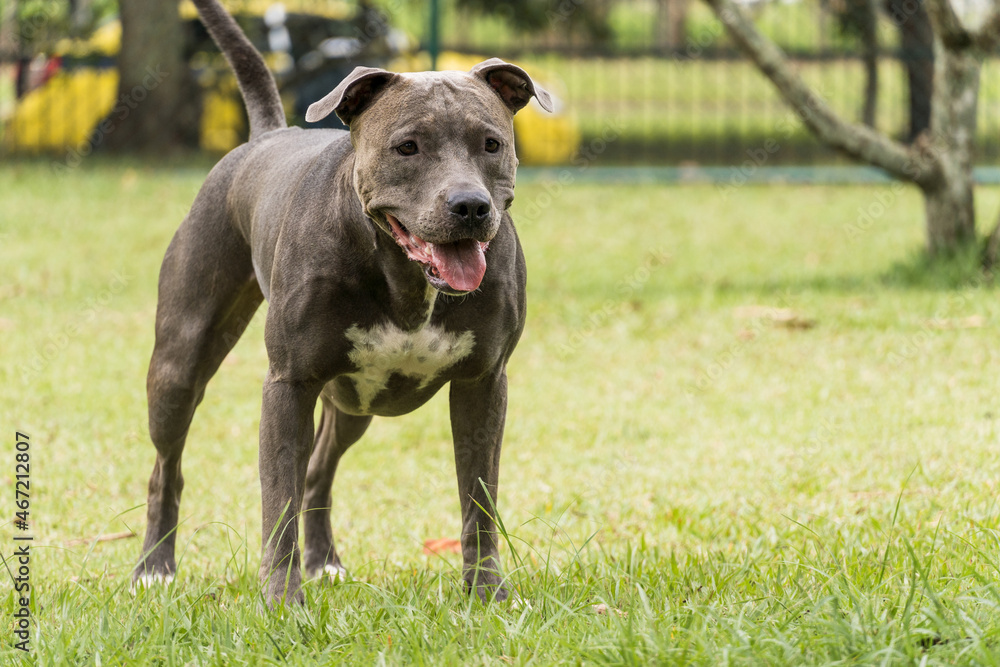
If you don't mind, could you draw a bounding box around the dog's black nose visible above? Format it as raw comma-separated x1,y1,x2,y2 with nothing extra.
447,190,491,227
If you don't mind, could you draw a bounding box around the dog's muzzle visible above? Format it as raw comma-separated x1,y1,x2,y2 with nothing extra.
385,214,490,293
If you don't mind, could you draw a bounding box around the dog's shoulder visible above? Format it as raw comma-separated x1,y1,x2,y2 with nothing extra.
240,127,352,174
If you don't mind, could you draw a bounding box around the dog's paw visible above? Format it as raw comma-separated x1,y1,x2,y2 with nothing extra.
508,592,533,611
304,553,349,583
263,579,305,608
308,563,348,584
130,571,175,594
464,578,510,603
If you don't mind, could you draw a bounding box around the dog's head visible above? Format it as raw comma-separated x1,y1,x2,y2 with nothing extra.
306,59,552,295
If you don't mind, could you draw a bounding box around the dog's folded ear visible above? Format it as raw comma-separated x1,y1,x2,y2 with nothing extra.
470,58,554,114
306,67,398,126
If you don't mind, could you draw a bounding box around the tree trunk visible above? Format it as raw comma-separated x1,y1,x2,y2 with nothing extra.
983,208,1000,269
705,0,996,258
921,39,979,253
100,0,199,152
656,0,689,50
923,180,974,252
885,0,935,142
0,1,15,61
860,0,879,128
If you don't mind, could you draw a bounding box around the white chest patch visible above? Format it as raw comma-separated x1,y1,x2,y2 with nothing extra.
345,322,475,412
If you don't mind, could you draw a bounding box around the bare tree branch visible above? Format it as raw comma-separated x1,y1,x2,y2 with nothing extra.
970,2,1000,52
704,0,942,187
924,0,972,49
926,0,1000,51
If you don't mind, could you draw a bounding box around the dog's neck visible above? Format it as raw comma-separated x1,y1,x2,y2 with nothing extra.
372,227,440,331
335,151,438,332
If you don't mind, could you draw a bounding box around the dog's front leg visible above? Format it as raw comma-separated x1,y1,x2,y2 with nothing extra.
450,369,510,602
258,372,321,606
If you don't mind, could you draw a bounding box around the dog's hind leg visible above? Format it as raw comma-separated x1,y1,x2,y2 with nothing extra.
133,196,263,586
302,399,371,580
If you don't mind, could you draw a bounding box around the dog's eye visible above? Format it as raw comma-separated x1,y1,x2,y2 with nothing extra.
396,141,418,156
485,138,500,153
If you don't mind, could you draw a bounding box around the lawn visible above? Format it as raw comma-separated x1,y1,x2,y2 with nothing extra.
4,160,1000,663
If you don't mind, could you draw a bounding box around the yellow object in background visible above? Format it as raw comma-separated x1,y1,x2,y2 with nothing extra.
3,34,579,163
200,89,246,154
53,21,122,58
4,69,118,152
200,71,247,154
179,0,351,20
514,101,580,166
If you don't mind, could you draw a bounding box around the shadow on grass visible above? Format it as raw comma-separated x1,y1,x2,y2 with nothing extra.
706,243,1000,297
709,274,873,296
7,151,219,175
880,241,998,290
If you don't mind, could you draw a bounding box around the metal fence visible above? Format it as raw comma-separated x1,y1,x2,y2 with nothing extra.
2,0,999,167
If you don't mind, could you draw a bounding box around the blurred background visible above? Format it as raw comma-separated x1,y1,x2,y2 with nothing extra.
3,0,998,168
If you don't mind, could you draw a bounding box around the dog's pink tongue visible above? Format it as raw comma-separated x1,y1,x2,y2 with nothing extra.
431,240,487,292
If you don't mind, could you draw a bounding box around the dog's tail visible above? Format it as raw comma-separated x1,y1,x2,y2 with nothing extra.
191,0,286,139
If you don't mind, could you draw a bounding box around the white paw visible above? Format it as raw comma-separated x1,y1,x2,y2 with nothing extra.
321,564,348,582
509,594,533,611
130,572,174,593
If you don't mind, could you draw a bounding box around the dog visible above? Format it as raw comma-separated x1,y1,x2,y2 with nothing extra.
133,0,552,605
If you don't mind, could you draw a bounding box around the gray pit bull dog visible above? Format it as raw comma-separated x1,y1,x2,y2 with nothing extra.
133,0,552,606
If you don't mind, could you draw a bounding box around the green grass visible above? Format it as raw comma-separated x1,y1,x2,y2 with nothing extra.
5,160,1000,663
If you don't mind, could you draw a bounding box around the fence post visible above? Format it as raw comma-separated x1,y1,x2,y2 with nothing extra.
429,0,440,71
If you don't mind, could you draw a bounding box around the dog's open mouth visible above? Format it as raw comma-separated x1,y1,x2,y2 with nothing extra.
385,214,489,293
